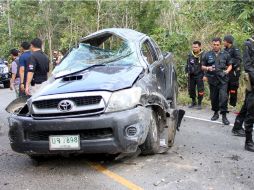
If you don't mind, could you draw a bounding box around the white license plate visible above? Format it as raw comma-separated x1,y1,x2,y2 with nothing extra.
49,135,80,150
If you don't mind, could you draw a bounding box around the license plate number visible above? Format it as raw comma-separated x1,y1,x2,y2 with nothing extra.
49,135,80,150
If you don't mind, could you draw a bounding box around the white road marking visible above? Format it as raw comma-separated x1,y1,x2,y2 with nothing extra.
184,115,234,127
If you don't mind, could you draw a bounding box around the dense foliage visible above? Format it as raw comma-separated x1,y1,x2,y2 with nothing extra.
0,0,254,90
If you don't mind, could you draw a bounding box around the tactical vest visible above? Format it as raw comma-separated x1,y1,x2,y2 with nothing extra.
224,46,241,70
187,52,203,76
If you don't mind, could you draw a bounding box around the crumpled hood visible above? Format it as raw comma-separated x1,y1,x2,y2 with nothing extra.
38,65,144,96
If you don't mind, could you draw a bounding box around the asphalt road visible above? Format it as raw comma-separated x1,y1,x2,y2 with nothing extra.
0,86,253,190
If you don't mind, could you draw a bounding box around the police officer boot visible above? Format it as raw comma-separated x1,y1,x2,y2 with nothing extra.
222,113,230,125
245,131,254,152
211,111,219,121
188,99,196,108
232,118,245,137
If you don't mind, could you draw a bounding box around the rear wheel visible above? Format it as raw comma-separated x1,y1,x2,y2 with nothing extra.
140,111,160,155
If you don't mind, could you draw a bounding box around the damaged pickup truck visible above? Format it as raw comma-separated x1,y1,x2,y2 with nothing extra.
6,28,184,160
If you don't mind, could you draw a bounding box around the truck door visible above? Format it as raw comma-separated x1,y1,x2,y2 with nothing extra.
141,39,166,96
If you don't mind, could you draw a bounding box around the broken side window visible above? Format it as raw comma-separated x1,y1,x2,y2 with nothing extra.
141,40,158,65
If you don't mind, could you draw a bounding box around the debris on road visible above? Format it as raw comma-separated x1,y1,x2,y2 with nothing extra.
153,178,165,186
227,155,241,161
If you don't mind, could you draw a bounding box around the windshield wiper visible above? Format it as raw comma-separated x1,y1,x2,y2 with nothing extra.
55,63,106,79
55,52,133,79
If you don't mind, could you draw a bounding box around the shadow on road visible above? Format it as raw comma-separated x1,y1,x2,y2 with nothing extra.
27,153,139,167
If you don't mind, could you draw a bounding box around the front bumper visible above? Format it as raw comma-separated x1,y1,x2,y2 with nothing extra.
8,107,152,155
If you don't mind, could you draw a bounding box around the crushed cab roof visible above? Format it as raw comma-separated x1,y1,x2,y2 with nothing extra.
80,28,146,43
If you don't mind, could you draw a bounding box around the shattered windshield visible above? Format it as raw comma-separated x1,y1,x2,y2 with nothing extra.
53,36,138,77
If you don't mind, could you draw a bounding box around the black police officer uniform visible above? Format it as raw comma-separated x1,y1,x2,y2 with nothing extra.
232,90,248,136
242,37,254,152
185,51,205,109
202,50,232,124
224,44,242,107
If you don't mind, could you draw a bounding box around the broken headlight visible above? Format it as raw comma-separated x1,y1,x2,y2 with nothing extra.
105,87,142,113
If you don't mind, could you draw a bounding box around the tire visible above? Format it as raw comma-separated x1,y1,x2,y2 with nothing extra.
140,111,160,155
3,81,10,88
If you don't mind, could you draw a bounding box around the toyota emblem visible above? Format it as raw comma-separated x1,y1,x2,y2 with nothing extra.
57,100,74,112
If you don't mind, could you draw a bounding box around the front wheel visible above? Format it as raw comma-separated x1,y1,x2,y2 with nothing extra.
140,111,160,155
